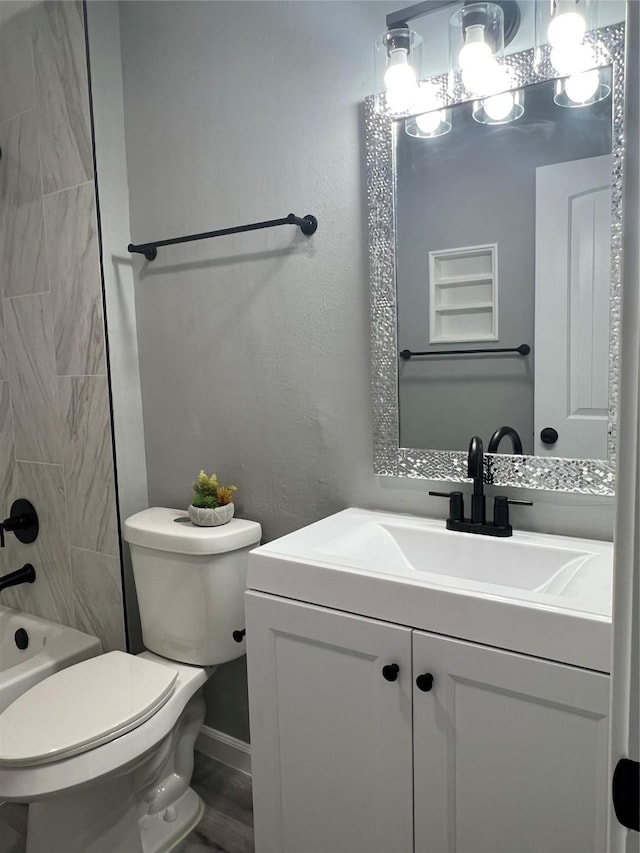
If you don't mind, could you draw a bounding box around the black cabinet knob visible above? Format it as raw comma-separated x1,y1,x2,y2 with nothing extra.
612,758,639,831
382,663,400,682
540,427,559,445
232,629,246,643
416,672,434,692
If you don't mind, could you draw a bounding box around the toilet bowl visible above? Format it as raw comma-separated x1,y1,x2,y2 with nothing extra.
0,508,261,853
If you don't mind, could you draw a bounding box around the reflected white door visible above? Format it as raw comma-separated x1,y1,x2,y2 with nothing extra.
535,155,612,458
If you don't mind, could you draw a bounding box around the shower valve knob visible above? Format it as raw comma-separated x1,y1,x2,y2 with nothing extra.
0,499,39,548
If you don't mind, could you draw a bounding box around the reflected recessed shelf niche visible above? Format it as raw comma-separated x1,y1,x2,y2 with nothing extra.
428,244,498,344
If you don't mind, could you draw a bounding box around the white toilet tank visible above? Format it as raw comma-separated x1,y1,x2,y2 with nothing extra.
124,507,261,666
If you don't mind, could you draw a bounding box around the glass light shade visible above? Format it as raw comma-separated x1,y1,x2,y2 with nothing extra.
449,3,504,97
534,0,598,77
404,81,451,139
553,68,611,107
472,88,525,124
405,110,452,138
374,27,423,116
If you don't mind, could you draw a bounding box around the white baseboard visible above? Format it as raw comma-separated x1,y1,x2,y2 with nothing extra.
195,725,252,776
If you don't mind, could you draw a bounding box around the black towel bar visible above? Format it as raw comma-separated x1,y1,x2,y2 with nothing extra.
128,213,318,261
400,344,530,360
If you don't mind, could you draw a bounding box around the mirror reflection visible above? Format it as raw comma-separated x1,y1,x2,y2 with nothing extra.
395,73,613,459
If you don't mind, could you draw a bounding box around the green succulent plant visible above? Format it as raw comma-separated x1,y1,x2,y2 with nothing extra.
191,470,237,508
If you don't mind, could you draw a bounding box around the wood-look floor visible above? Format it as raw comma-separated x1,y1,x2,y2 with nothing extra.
176,752,254,853
0,752,254,853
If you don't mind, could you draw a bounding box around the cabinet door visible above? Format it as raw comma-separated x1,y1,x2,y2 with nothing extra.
413,630,610,853
246,591,413,853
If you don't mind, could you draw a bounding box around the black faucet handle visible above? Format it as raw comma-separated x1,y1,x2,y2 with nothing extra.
429,490,464,522
493,495,533,529
0,500,39,547
3,513,30,531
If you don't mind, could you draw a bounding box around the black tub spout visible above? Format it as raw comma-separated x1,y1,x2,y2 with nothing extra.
0,563,36,593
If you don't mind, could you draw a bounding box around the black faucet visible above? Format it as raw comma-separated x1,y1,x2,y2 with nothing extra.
429,435,532,537
467,435,486,524
0,563,36,594
488,426,524,455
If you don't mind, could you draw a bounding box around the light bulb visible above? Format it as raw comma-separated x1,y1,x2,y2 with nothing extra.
414,82,440,111
483,91,515,121
548,6,585,48
385,81,418,113
463,58,507,98
458,24,493,72
416,111,443,134
564,68,600,103
384,48,418,113
550,41,596,75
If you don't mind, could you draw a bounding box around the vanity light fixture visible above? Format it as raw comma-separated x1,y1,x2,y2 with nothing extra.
374,26,423,116
374,1,521,118
547,0,590,74
448,3,508,98
449,3,525,125
535,0,609,107
553,69,611,106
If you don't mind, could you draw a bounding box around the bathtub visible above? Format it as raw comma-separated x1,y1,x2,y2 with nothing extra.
0,606,102,713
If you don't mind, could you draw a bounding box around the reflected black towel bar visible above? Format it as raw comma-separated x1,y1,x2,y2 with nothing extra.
128,213,318,261
400,344,531,360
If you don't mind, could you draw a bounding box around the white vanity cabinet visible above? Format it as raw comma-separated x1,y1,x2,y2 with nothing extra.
412,629,610,853
246,591,610,853
245,591,414,853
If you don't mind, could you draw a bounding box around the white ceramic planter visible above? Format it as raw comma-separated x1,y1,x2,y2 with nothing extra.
188,502,235,527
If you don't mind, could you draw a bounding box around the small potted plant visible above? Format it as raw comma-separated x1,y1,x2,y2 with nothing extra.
188,470,237,527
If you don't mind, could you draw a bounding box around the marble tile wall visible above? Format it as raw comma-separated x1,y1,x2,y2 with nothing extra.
0,0,125,652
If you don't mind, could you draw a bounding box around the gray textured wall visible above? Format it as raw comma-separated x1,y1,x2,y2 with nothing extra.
396,81,612,453
115,1,616,741
0,1,124,652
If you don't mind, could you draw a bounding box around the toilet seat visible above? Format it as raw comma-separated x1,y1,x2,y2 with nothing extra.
0,651,177,767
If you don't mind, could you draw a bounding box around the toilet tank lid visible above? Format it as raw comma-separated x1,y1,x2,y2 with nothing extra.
124,507,262,555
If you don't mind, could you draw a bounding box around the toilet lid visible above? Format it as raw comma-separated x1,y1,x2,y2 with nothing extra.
0,652,177,766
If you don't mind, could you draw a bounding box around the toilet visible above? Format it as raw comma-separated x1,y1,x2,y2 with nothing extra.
0,507,261,853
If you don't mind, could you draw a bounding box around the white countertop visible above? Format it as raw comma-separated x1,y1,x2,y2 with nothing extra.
247,508,613,673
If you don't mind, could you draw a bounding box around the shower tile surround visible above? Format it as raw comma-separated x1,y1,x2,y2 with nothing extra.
0,1,124,652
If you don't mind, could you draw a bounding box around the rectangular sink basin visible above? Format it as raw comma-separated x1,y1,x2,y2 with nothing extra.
248,508,613,672
315,520,593,594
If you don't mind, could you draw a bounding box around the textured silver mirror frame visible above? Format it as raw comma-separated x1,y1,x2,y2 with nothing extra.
366,24,624,495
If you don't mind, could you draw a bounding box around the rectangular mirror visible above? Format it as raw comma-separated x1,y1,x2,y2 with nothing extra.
367,21,625,494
